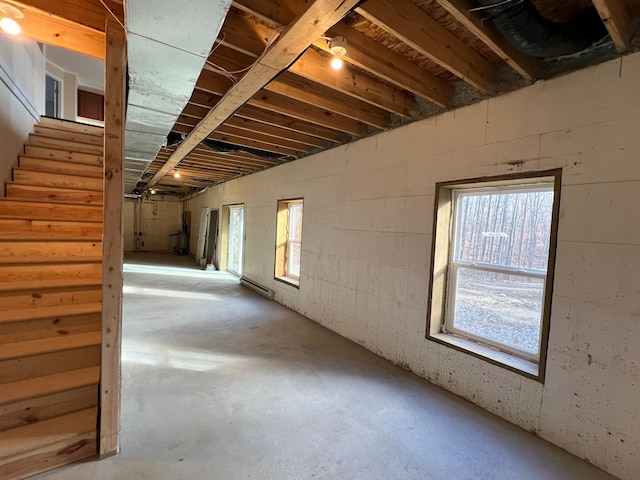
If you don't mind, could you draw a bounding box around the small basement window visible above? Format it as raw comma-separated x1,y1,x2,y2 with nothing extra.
275,198,304,287
427,170,561,381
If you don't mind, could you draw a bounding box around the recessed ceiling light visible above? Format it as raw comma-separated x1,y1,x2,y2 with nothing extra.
0,17,20,35
0,3,24,36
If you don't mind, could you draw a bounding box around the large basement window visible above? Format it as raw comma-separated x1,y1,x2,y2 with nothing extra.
275,198,304,287
427,170,561,381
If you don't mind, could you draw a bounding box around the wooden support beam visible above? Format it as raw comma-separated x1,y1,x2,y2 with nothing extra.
289,48,417,116
314,23,454,106
168,145,282,167
266,73,390,129
225,0,454,107
232,0,301,25
210,129,302,157
195,69,367,135
148,0,362,188
250,89,367,136
233,0,454,105
9,0,123,32
100,18,125,457
217,124,314,152
216,10,416,116
356,0,498,93
433,0,538,81
187,92,346,143
225,117,327,148
592,0,632,52
17,7,105,59
229,104,346,143
178,108,325,148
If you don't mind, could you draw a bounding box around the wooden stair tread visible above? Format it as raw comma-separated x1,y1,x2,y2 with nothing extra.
18,157,103,178
0,263,101,292
0,331,101,362
24,145,102,167
33,126,103,146
0,197,104,208
0,214,101,224
28,135,103,155
39,116,103,136
0,256,103,266
5,183,103,206
0,218,103,239
12,169,103,192
0,277,101,292
0,234,102,242
0,303,102,325
0,200,103,223
0,240,102,265
0,406,98,458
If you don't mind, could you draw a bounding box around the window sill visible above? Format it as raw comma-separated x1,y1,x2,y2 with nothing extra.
275,275,300,288
429,332,540,380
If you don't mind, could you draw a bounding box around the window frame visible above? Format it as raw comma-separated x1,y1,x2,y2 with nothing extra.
426,170,562,382
275,198,304,287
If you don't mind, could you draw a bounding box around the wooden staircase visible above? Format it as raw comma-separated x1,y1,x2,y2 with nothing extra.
0,117,103,479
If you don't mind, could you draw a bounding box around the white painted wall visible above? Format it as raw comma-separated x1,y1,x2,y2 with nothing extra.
187,52,640,480
0,34,45,187
45,45,104,92
128,196,182,252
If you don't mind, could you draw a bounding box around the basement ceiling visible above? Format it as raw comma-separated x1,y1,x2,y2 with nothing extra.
139,0,640,195
7,0,640,195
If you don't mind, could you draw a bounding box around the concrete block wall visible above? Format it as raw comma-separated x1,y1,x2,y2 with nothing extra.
188,52,640,479
0,36,45,187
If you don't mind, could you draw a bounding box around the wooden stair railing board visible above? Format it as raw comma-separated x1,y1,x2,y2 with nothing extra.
0,117,104,479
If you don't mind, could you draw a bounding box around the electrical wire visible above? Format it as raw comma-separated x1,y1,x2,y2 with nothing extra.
468,0,523,13
205,25,285,83
99,0,126,31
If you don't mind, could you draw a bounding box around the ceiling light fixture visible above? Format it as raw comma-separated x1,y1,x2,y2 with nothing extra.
173,170,181,178
327,36,347,70
150,188,156,194
0,2,23,36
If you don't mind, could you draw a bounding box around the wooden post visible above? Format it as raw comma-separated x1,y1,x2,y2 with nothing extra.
100,18,126,457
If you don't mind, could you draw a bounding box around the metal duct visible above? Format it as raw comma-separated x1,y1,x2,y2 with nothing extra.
476,0,607,57
124,0,231,193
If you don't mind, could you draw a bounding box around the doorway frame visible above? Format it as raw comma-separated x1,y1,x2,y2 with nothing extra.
220,203,245,276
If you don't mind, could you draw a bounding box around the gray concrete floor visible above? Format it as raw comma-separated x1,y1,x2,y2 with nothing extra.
36,253,617,480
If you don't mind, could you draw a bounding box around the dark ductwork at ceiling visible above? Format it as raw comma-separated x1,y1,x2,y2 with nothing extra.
201,139,288,160
166,131,185,147
166,132,290,160
476,0,608,57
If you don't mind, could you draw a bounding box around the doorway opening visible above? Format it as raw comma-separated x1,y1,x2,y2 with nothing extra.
45,74,61,118
220,204,245,276
195,207,220,267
